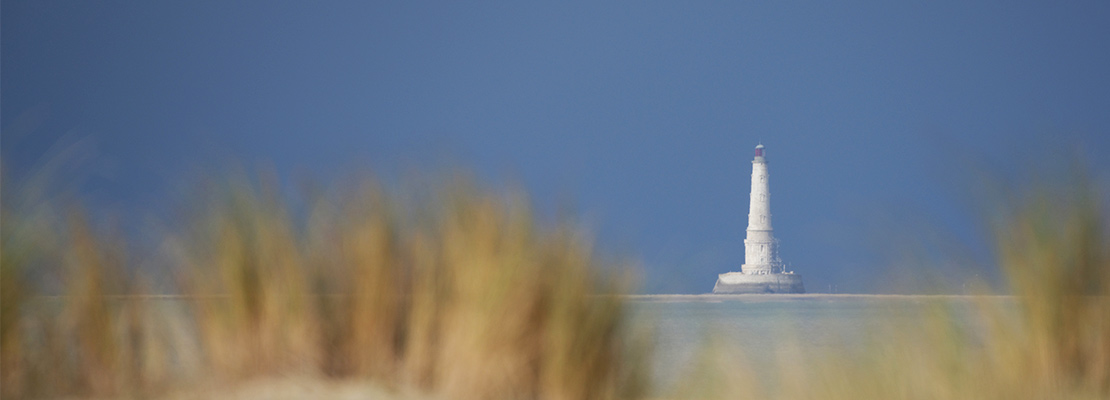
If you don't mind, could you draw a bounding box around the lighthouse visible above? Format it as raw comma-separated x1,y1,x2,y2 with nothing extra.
713,144,805,294
742,144,780,274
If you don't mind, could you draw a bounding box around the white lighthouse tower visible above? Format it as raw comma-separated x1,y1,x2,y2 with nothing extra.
741,144,781,274
713,144,805,294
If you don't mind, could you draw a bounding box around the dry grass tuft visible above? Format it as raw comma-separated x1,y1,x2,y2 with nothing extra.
174,176,321,379
2,190,178,398
2,168,646,399
6,159,1107,400
983,179,1110,396
176,174,646,399
679,171,1110,400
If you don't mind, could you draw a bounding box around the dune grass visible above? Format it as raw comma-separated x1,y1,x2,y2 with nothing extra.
670,174,1110,400
2,168,182,398
2,164,1108,399
2,171,644,399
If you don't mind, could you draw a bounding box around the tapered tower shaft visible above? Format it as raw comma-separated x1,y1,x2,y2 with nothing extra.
742,144,780,274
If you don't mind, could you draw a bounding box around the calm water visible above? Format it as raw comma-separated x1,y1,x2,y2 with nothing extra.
629,295,1001,389
26,294,1004,393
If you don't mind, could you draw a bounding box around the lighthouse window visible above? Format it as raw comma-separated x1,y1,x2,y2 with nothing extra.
760,175,766,182
761,215,767,223
760,194,767,202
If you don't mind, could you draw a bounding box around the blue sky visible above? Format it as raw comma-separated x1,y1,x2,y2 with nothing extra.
4,1,1110,293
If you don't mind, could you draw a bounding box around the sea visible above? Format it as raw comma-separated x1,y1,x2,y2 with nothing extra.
628,294,1006,390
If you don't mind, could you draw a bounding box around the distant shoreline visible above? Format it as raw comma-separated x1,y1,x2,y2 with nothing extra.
612,293,1016,301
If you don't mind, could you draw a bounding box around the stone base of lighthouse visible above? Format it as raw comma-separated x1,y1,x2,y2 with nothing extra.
712,272,805,294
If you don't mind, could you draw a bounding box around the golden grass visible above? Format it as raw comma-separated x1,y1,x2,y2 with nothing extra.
2,171,180,398
2,169,645,399
673,173,1110,400
2,163,1108,399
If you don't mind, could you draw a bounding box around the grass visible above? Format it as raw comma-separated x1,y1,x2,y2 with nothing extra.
668,171,1110,400
2,164,1108,399
2,170,644,399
